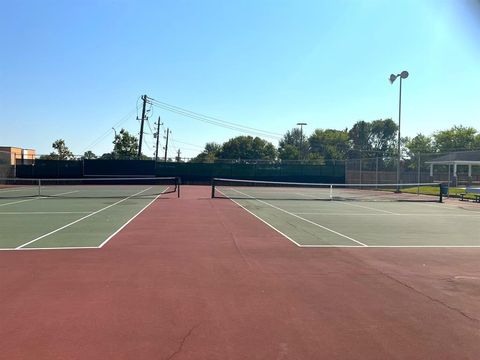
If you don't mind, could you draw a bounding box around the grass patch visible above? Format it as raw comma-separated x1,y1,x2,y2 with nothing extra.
401,186,440,196
401,186,478,200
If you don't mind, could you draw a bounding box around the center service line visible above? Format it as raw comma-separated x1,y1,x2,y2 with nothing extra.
16,187,153,249
230,188,368,247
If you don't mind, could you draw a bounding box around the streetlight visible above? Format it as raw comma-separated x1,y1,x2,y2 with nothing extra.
296,122,307,160
389,70,409,192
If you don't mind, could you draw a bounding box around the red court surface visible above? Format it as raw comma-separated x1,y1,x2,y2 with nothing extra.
1,185,479,359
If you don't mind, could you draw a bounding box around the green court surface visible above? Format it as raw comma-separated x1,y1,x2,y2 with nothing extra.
0,188,164,250
224,195,480,247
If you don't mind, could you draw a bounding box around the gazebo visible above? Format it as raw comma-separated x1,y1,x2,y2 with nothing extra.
425,150,480,186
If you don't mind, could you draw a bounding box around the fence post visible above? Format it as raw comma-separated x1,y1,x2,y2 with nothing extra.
417,153,421,184
359,157,362,184
448,164,451,188
416,153,420,195
345,159,348,184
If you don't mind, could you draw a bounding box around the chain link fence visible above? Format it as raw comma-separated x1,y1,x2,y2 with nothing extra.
346,150,480,186
0,151,15,179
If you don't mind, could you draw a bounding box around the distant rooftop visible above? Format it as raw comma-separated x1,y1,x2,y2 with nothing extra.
426,150,480,165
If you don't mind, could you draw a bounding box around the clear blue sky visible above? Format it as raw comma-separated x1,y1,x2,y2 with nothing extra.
1,0,479,159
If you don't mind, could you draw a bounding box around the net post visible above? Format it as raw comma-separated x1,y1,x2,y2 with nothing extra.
329,184,333,200
211,178,215,198
38,179,41,197
439,183,443,203
177,177,181,198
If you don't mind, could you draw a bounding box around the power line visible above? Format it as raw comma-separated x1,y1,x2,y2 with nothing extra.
145,117,154,135
143,138,153,152
83,108,137,152
170,138,204,149
148,98,283,140
144,103,155,135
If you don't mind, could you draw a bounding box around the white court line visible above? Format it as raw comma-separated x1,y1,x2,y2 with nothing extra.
417,200,473,211
0,186,37,193
294,212,480,217
4,244,480,250
299,245,480,248
217,189,303,247
15,187,153,249
0,211,93,215
0,246,99,251
0,198,41,207
0,190,80,207
230,188,367,247
335,200,400,215
294,191,399,215
98,187,170,248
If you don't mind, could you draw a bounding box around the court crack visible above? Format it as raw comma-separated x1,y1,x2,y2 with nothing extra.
381,272,479,323
216,208,253,268
165,322,202,360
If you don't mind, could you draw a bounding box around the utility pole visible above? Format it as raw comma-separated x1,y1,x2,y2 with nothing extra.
138,94,148,158
176,149,181,162
154,116,162,163
164,128,170,162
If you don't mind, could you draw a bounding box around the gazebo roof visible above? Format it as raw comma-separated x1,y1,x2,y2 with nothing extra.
425,151,480,165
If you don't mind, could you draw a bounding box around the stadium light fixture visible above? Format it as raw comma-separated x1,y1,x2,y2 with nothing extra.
389,70,409,192
296,122,307,160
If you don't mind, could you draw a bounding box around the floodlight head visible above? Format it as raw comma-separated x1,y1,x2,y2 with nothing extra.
400,70,409,79
389,74,397,84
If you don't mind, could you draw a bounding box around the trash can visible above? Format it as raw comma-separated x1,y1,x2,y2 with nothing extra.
439,183,449,202
440,183,449,196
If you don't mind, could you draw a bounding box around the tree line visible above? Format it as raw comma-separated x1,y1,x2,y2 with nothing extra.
192,120,480,163
41,129,146,161
41,121,480,164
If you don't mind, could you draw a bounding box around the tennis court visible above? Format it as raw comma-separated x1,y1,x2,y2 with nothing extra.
0,177,179,250
212,178,480,247
1,183,479,359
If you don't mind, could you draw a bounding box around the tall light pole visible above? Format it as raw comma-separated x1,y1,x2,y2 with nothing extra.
389,70,409,192
296,122,307,160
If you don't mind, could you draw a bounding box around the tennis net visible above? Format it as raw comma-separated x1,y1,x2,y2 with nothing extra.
212,178,442,202
0,177,180,199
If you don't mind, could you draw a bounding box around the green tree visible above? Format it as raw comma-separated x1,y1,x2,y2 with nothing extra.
99,152,115,160
404,134,436,169
83,150,97,159
405,134,435,155
40,139,74,160
309,129,349,160
348,119,398,159
433,125,479,152
369,119,398,157
218,136,277,160
191,142,221,163
348,121,372,158
278,128,309,160
278,144,300,161
112,129,139,159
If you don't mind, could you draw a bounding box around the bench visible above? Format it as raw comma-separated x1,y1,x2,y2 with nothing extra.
459,187,480,202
